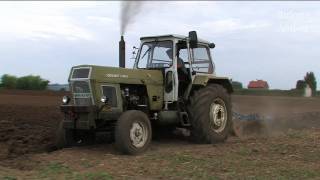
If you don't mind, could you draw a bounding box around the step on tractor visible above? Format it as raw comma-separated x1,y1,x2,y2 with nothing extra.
56,31,233,155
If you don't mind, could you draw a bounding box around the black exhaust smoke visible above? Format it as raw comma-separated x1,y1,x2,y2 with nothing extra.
119,36,125,68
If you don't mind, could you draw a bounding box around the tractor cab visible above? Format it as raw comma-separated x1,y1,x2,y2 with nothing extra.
134,32,216,100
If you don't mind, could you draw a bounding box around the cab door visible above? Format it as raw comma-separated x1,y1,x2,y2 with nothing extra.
164,67,178,103
134,40,178,105
163,47,178,104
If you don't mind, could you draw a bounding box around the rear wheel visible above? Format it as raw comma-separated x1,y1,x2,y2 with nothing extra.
188,84,232,143
115,110,152,155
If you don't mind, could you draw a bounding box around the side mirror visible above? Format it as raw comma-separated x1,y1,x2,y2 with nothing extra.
188,31,198,48
209,43,215,49
131,46,139,60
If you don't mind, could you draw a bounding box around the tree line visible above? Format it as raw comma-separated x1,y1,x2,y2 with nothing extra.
231,71,317,96
0,74,49,90
295,72,317,96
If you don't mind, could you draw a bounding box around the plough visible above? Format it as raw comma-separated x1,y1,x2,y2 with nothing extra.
232,112,272,136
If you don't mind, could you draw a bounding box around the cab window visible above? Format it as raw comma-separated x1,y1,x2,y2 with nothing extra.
178,48,188,63
137,45,149,69
192,46,213,74
177,45,213,74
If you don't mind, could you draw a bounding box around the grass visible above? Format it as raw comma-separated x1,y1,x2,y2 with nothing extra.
155,153,217,179
170,153,199,164
80,160,96,168
234,89,320,98
4,129,318,179
147,130,320,179
38,162,113,180
276,167,319,179
1,176,17,180
234,89,304,97
73,172,113,180
237,146,252,156
38,162,72,179
286,129,305,139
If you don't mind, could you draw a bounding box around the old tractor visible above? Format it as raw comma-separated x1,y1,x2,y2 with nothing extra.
56,31,233,155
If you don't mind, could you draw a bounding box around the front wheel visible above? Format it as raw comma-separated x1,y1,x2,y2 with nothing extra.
115,110,152,155
188,84,232,143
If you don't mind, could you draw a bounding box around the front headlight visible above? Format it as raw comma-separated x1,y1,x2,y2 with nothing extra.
100,96,108,104
62,96,70,104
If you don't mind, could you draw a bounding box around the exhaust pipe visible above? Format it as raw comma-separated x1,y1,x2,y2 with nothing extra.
119,36,125,68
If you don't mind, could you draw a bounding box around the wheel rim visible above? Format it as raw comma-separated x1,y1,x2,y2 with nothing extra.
209,98,228,133
130,122,148,148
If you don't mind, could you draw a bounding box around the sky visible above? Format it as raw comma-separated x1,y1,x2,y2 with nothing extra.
0,1,319,90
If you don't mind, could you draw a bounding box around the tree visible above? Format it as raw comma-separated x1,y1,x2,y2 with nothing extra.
1,74,49,90
1,74,17,89
232,81,243,90
296,80,306,90
16,75,49,90
304,72,317,96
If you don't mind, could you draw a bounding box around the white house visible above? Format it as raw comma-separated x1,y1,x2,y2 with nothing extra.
304,84,312,97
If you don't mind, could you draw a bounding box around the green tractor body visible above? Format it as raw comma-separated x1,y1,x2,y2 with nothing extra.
58,32,233,154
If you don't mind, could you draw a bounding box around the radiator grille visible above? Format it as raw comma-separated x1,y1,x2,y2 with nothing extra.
71,81,92,106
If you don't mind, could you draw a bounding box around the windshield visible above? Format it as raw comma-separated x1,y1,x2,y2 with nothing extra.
136,41,173,69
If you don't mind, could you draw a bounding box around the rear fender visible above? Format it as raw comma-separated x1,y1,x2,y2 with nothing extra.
207,78,233,93
190,75,233,96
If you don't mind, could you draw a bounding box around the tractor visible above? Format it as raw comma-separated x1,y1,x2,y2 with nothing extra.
56,31,233,155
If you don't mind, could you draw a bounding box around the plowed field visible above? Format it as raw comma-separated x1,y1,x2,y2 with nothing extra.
0,90,319,179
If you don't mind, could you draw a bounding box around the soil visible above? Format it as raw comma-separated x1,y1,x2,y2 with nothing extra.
0,90,63,161
0,90,319,179
232,96,320,137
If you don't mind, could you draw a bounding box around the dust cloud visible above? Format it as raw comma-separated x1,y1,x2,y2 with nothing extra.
120,1,144,35
232,96,320,138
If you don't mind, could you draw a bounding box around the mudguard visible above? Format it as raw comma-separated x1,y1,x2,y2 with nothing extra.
192,74,233,93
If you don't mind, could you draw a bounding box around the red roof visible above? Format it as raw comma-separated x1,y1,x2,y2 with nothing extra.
248,80,269,89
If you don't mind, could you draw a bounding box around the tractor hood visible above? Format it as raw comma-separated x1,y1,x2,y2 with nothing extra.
69,65,163,85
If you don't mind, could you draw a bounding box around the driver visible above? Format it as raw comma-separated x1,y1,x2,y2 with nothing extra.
166,48,189,81
166,48,184,68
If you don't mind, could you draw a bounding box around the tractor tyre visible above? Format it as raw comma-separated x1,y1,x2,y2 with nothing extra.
188,84,232,143
115,110,152,155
